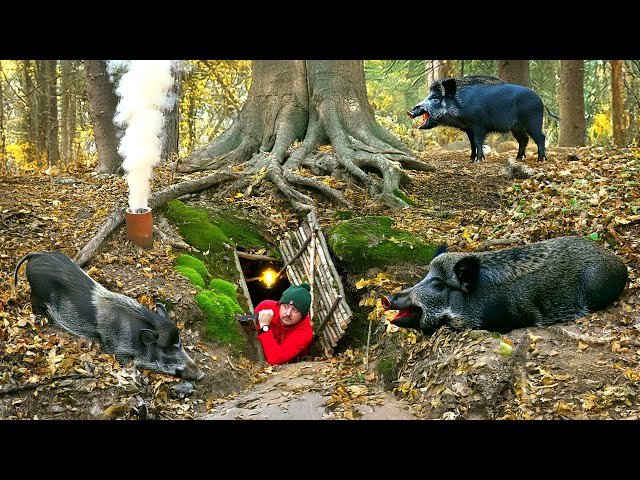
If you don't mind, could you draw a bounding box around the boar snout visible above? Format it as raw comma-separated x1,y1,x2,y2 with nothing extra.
381,295,394,310
180,361,204,381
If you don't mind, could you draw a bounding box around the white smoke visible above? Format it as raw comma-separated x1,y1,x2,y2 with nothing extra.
110,60,177,211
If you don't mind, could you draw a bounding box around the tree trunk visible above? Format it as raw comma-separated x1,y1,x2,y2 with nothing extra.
558,60,586,147
59,60,80,166
18,61,38,163
161,61,181,164
497,60,529,86
611,60,625,147
44,60,60,167
426,60,452,84
60,60,71,166
175,60,431,211
0,61,5,170
84,60,124,175
31,61,46,165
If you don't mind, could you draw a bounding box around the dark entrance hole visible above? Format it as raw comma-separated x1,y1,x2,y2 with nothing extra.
239,256,291,309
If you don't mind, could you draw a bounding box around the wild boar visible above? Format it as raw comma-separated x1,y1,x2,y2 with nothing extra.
381,236,628,335
407,75,560,162
13,251,203,380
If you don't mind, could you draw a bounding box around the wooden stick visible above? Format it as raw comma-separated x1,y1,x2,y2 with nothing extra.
236,251,279,262
276,232,313,277
74,171,236,267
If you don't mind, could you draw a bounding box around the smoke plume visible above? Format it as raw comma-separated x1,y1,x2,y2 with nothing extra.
110,60,177,211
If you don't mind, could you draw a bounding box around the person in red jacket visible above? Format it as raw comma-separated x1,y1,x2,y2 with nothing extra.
254,282,313,365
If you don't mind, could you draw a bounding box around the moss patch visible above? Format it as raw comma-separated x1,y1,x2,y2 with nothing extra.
393,189,417,206
174,265,205,289
176,254,210,280
165,200,232,254
209,278,239,298
208,206,274,253
326,216,437,275
195,290,246,348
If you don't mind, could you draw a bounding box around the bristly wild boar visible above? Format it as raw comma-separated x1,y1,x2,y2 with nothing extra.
381,236,628,336
407,75,560,162
13,252,203,380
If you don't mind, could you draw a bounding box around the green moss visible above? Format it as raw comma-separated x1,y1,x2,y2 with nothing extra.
209,209,273,253
165,200,232,253
176,254,209,280
377,358,397,379
195,290,246,348
209,278,238,299
393,190,417,206
334,210,356,221
174,265,205,289
327,216,437,274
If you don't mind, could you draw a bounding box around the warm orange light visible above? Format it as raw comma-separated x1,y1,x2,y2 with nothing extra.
261,269,277,288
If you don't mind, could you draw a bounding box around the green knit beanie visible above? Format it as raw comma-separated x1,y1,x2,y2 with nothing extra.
279,282,311,317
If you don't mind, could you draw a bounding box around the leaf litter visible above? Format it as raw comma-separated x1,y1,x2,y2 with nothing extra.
0,145,639,419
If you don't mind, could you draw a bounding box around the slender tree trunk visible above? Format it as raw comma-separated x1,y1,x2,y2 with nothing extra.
44,60,60,167
60,60,71,165
84,60,124,174
161,61,181,164
175,60,429,211
558,60,586,147
60,60,80,166
611,60,625,147
0,61,5,170
18,61,38,163
497,60,529,86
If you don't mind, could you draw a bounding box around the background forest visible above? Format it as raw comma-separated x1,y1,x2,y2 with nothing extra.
0,59,638,173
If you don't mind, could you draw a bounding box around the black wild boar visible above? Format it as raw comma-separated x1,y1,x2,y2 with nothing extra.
13,252,203,380
381,236,628,336
407,75,560,162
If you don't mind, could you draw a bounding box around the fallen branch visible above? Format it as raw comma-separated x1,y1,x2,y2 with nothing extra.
0,373,92,395
74,171,237,267
551,326,614,345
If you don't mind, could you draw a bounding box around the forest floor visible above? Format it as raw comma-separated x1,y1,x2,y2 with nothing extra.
0,143,639,421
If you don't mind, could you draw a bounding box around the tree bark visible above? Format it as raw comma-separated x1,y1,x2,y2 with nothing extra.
44,60,60,167
497,60,529,86
161,61,181,164
84,60,124,175
0,61,5,170
174,60,431,211
558,60,586,147
611,60,625,147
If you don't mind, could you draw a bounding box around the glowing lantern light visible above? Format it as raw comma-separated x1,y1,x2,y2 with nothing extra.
261,269,277,288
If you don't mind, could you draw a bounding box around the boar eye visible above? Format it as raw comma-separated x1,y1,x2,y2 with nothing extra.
431,280,445,291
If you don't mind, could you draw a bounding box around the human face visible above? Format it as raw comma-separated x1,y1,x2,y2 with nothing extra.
279,302,303,326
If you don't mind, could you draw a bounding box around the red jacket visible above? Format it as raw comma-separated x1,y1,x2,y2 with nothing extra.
254,299,313,365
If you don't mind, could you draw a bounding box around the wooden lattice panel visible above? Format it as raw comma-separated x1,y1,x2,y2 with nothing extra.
279,211,352,357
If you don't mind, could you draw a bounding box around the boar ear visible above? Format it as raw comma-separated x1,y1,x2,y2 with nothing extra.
434,243,448,258
441,78,457,97
155,302,168,319
140,328,159,345
453,256,480,293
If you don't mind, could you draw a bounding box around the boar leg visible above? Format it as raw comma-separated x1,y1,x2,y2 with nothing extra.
530,131,547,161
513,130,530,160
470,128,488,162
